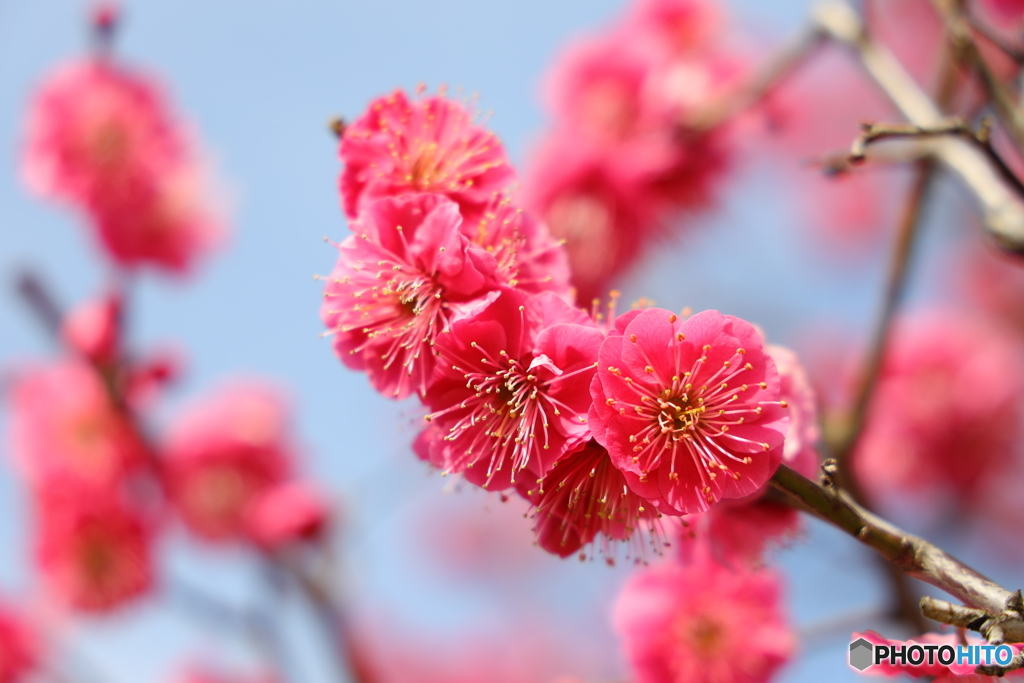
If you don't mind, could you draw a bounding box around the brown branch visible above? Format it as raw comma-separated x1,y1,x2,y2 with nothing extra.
827,41,963,630
813,0,1024,254
770,464,1024,637
15,270,64,338
683,23,828,132
844,118,1024,197
277,551,379,683
830,161,935,471
922,596,1024,674
929,0,1024,155
965,8,1024,64
170,577,303,682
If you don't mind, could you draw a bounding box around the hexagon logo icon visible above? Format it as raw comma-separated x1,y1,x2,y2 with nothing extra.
850,637,874,671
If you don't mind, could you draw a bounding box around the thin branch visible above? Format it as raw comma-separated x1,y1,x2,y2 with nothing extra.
15,269,63,337
277,551,379,683
920,596,990,629
830,160,935,470
770,463,1024,636
684,23,829,132
929,0,1024,154
844,118,1024,197
922,595,1024,675
813,0,1024,254
169,578,302,683
964,8,1024,64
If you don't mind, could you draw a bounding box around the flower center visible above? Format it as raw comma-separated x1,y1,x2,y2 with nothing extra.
78,527,117,583
657,397,704,435
409,145,447,189
684,614,726,658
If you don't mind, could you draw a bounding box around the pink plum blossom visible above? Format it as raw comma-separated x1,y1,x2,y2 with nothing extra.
164,382,294,541
623,0,722,56
0,601,37,683
525,25,732,302
321,193,501,400
614,555,795,683
768,343,820,479
22,58,223,272
677,501,801,567
979,0,1024,22
90,162,225,273
589,309,788,515
422,287,602,490
61,291,122,365
246,482,332,550
23,59,183,207
852,310,1024,509
35,487,154,613
679,343,820,567
544,32,671,145
7,360,146,490
339,89,515,221
517,439,665,561
466,195,572,298
522,137,664,303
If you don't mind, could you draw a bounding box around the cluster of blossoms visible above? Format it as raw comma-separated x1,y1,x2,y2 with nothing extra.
521,0,741,301
851,310,1024,516
1,9,329,683
322,8,823,671
323,84,819,566
22,6,222,272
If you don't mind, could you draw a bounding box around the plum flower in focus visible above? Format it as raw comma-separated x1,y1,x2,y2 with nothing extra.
339,89,515,221
421,287,602,490
676,344,818,565
22,58,224,272
614,554,795,683
852,311,1024,510
517,439,665,561
0,602,37,683
589,309,788,515
467,196,572,298
164,383,293,541
36,489,154,613
7,360,146,489
321,193,501,400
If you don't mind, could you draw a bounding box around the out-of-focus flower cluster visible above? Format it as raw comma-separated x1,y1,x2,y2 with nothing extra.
521,0,741,301
22,36,224,272
2,8,331,682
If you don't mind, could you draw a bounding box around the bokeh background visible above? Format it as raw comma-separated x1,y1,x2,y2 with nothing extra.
2,0,1016,680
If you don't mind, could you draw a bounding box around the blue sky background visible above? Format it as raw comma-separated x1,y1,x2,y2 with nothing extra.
1,0,1017,681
